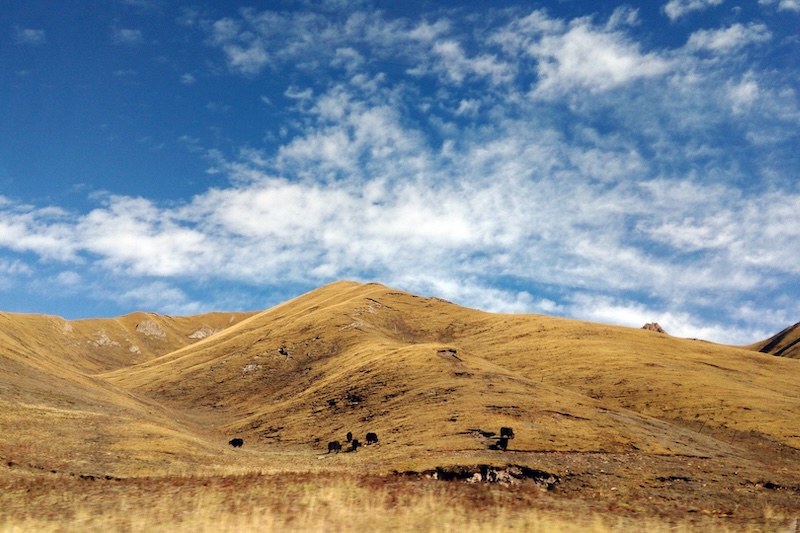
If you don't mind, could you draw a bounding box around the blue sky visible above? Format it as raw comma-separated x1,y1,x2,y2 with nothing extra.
1,0,798,344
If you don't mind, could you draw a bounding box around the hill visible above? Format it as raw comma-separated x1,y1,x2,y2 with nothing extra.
102,281,800,465
2,281,799,530
0,309,256,476
747,321,800,359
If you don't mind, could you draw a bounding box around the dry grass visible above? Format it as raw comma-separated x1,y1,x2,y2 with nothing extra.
2,280,799,531
2,470,791,533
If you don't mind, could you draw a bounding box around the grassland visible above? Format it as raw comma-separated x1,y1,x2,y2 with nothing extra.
1,281,799,531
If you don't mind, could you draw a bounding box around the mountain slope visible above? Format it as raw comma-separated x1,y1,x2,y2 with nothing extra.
0,309,256,476
102,281,800,470
0,310,256,373
748,321,800,359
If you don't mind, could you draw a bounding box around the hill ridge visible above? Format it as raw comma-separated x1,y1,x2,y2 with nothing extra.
2,280,799,480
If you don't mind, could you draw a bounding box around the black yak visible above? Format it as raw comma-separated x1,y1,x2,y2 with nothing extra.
500,427,515,439
366,432,378,445
229,438,244,448
328,441,342,453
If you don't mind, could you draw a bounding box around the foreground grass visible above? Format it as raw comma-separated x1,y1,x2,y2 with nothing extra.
2,471,794,533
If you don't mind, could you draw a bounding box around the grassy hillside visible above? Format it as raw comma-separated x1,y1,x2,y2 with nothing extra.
0,309,255,477
100,281,800,467
747,321,800,359
2,281,799,530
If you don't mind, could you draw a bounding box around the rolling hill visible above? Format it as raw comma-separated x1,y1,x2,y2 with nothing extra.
0,309,256,476
1,281,799,528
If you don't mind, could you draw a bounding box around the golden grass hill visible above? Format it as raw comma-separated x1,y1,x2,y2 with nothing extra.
1,281,799,531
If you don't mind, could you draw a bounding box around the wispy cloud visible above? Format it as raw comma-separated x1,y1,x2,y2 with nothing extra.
687,23,771,53
664,0,725,21
759,0,800,11
111,27,144,45
14,27,46,45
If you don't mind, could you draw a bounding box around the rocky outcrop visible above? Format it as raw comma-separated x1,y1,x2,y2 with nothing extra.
188,327,221,340
136,319,167,339
642,323,667,334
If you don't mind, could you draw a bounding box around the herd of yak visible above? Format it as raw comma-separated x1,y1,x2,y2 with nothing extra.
228,426,515,453
326,431,379,453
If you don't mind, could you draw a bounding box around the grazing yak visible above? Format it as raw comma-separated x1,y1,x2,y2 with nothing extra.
346,431,353,442
229,438,244,448
366,432,379,445
328,441,342,453
500,427,515,439
350,439,361,452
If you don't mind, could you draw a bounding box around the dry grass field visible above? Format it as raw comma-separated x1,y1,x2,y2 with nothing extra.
2,281,799,531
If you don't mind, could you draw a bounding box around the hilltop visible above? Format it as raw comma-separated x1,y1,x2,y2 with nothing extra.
748,321,800,359
2,281,799,530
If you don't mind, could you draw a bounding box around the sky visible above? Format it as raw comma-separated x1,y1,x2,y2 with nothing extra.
1,0,798,345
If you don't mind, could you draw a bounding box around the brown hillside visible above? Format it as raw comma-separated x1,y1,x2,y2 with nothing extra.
0,309,256,373
0,309,256,476
102,281,800,469
748,321,800,359
3,281,800,530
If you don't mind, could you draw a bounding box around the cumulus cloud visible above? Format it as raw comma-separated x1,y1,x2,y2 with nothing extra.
529,21,673,95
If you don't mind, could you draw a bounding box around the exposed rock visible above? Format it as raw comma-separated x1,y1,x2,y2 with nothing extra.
188,327,220,340
90,330,120,348
642,322,667,334
241,363,261,374
136,319,167,339
397,465,559,490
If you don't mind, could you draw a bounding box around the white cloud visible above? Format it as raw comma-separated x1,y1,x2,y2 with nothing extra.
687,23,771,53
114,281,205,316
664,0,725,20
0,259,30,290
0,206,78,261
759,0,800,11
420,40,513,85
607,6,641,30
112,27,144,45
1,5,798,345
55,271,82,287
727,73,760,113
14,27,46,45
567,293,758,344
521,19,673,96
76,196,212,277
